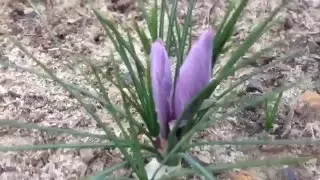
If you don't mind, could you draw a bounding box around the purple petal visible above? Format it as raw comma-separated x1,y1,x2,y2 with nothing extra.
151,40,173,138
173,28,215,120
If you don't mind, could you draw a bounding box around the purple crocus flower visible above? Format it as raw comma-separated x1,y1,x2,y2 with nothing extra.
151,28,215,139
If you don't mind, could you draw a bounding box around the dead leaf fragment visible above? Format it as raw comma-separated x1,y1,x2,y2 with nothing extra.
230,170,257,180
301,90,320,108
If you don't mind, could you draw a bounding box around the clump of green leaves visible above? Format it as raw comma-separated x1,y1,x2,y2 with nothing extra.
264,92,283,133
1,0,318,179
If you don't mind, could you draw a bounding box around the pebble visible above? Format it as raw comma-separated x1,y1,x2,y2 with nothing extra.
275,168,297,180
246,78,264,93
79,149,94,163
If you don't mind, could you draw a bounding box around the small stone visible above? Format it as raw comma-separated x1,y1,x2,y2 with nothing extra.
302,0,320,8
12,5,25,16
79,149,94,163
284,17,293,30
30,157,39,167
85,103,97,114
67,16,82,24
246,78,264,93
115,0,135,13
275,168,297,180
308,40,319,54
24,8,35,16
0,85,8,97
275,63,291,71
93,33,105,44
8,91,21,98
121,71,133,85
313,36,320,46
40,151,50,164
244,92,264,112
0,56,9,69
0,165,3,174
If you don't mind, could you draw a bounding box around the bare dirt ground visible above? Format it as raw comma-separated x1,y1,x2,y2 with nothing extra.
0,0,320,179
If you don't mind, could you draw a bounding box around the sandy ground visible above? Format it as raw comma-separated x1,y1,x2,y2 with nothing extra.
0,0,320,179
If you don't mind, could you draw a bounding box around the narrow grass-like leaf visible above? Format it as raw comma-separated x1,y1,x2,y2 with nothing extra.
160,0,180,56
93,177,133,180
26,0,132,121
187,23,192,52
27,0,89,79
159,0,166,39
0,142,129,152
2,140,157,154
166,85,295,178
201,52,301,114
218,6,282,86
264,99,271,130
174,20,181,48
213,0,248,62
93,9,146,75
145,55,159,137
214,4,233,38
187,88,293,155
233,41,283,71
93,10,154,134
89,60,141,113
8,36,113,136
108,58,152,138
134,22,151,54
113,63,149,179
166,0,179,50
213,50,302,105
87,154,155,180
167,0,283,145
13,62,125,114
83,58,129,139
113,63,144,139
86,56,139,109
27,0,56,43
187,138,320,149
173,21,181,49
156,81,298,178
266,92,283,131
7,36,156,177
88,161,128,180
209,157,310,171
270,91,283,120
171,0,196,121
126,31,148,94
168,76,298,170
0,120,107,139
212,83,296,119
172,6,290,135
92,9,146,92
197,83,299,140
137,0,152,34
26,0,127,117
150,0,158,41
24,2,130,121
176,0,195,68
163,157,310,179
111,53,158,137
182,153,215,180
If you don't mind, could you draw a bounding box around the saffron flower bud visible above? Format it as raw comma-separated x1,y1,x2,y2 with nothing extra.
151,28,215,139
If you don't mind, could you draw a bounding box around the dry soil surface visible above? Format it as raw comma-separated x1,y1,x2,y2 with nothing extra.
1,0,320,179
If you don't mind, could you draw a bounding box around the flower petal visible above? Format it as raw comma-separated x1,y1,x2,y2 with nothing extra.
173,28,215,120
151,40,173,138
